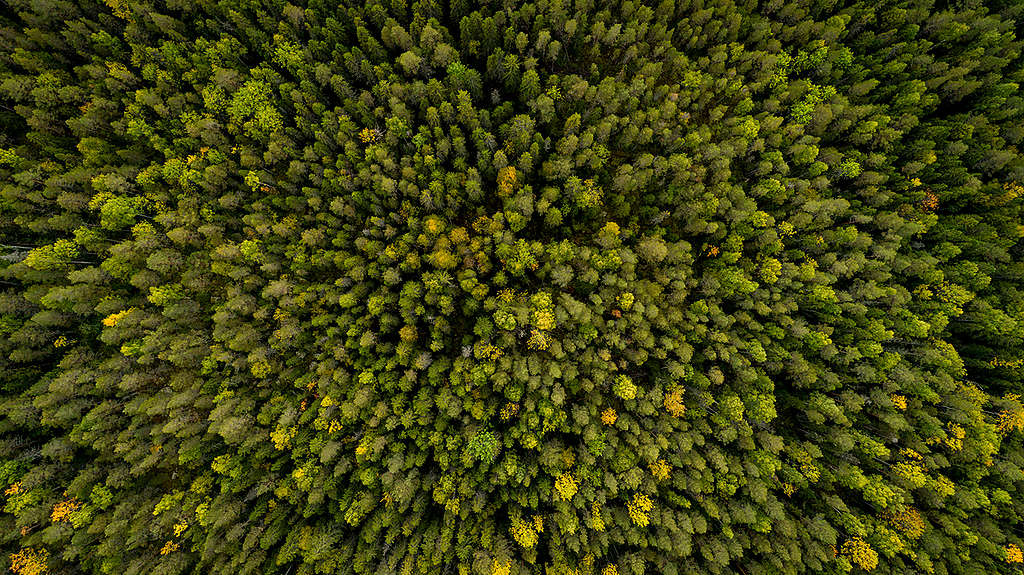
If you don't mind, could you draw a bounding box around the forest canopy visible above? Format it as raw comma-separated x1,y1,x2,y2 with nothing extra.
3,0,1024,574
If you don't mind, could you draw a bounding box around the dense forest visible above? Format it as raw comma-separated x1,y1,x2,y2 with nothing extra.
2,0,1024,574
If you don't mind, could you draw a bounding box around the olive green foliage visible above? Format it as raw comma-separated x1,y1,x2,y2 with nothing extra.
2,1,1024,575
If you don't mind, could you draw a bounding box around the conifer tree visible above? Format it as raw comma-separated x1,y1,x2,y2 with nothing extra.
2,1,1024,574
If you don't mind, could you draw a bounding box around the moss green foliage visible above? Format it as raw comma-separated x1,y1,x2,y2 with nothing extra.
2,1,1024,575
